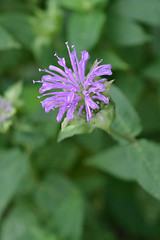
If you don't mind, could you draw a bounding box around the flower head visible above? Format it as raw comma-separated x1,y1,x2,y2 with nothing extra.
33,42,112,122
0,96,13,123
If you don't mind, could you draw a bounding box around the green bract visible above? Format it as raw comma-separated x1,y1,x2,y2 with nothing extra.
58,80,115,142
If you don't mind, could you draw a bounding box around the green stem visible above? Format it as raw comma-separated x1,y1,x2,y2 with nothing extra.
110,127,136,144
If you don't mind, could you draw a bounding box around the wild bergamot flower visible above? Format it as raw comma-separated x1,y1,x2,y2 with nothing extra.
0,96,13,123
33,42,112,122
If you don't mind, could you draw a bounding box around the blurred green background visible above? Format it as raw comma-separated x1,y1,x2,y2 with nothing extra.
1,0,160,239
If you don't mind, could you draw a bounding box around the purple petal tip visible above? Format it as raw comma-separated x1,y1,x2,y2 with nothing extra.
35,42,113,123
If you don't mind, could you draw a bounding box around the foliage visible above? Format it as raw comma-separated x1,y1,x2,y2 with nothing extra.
1,0,160,240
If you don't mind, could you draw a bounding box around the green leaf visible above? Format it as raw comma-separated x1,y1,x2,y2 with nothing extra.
76,129,115,153
0,120,13,133
84,201,119,240
58,100,115,142
35,173,85,240
0,25,21,50
59,0,108,11
90,101,115,133
22,82,41,114
0,49,23,76
76,172,107,195
58,117,95,142
107,15,151,46
36,141,79,171
116,73,144,106
53,189,85,240
110,85,142,144
158,87,160,107
0,149,29,217
1,203,58,240
106,181,160,238
58,87,115,142
5,81,23,107
87,139,160,201
35,173,76,215
31,6,61,38
143,60,160,83
111,0,160,26
67,11,106,52
137,98,160,133
12,110,59,151
92,46,129,70
12,129,47,151
31,2,62,57
152,27,160,58
0,13,34,50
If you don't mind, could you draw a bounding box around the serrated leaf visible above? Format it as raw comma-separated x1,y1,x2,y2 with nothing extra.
0,25,21,50
67,11,106,52
0,149,29,217
87,139,160,201
110,85,142,144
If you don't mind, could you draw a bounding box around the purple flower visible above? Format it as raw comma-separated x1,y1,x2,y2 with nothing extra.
0,96,13,123
33,42,112,122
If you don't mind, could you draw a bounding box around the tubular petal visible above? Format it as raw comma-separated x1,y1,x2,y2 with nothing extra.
34,43,112,122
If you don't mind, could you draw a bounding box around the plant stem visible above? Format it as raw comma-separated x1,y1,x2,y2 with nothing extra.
110,127,137,144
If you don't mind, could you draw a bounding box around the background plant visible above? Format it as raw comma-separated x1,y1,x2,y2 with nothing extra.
1,0,160,240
